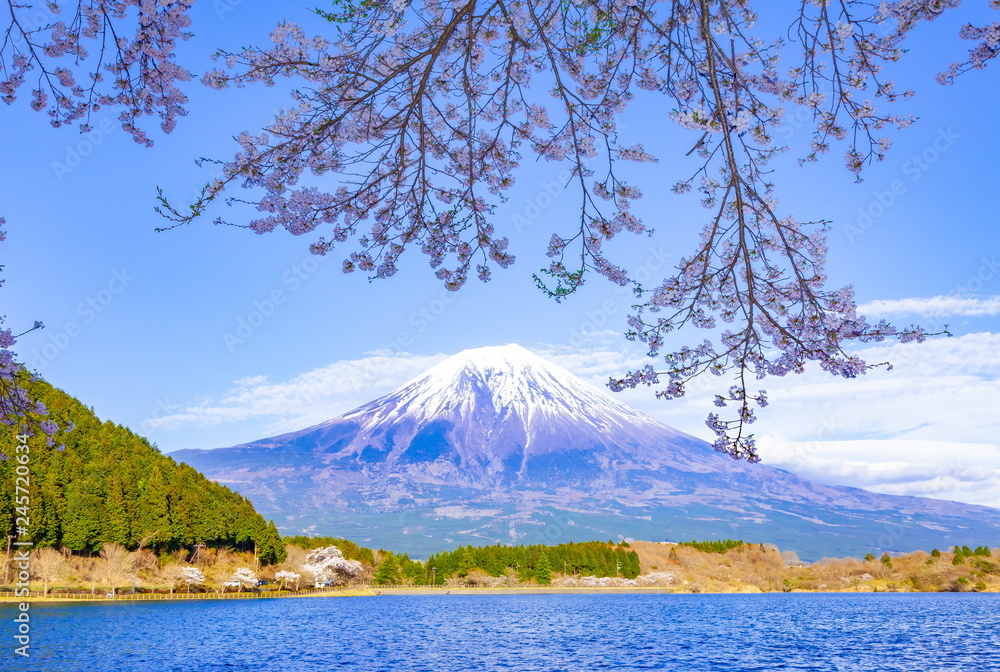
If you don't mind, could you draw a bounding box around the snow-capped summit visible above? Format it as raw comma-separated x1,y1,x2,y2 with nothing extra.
174,344,1000,561
249,343,709,483
333,343,677,461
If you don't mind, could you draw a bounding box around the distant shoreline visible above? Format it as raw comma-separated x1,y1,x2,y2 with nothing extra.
3,584,995,604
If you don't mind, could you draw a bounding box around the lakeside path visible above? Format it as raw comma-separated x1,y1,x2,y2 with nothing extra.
0,586,733,603
0,588,376,603
4,584,996,603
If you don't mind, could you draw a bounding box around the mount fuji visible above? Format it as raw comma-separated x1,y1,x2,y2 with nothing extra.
172,344,1000,560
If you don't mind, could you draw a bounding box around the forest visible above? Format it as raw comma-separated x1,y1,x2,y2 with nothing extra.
0,375,285,565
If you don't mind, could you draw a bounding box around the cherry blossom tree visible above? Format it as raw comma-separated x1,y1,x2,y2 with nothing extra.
0,1,194,144
180,565,206,593
303,545,363,587
2,2,997,461
31,546,69,596
275,569,302,591
154,0,995,460
99,542,135,597
222,566,258,592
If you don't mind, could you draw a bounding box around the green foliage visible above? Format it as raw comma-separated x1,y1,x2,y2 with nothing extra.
679,539,747,554
864,553,876,562
425,541,639,582
0,376,285,563
257,521,287,565
880,552,893,567
948,545,990,566
973,559,999,574
931,548,941,558
536,552,552,585
283,535,375,565
374,554,400,585
532,267,585,301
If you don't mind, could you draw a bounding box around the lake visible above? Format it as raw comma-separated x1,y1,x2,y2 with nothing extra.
3,593,998,671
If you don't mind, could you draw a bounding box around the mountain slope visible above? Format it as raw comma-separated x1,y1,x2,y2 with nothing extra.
0,374,286,562
173,345,1000,560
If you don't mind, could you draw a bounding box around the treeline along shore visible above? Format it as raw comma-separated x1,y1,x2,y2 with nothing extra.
3,536,998,600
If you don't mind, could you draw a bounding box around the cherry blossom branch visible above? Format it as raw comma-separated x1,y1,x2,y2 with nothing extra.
152,0,988,459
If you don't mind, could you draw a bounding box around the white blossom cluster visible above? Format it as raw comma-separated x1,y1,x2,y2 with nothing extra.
302,546,363,587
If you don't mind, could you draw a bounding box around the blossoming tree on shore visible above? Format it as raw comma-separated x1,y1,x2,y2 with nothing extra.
275,570,302,591
303,545,363,587
222,566,259,593
179,566,206,593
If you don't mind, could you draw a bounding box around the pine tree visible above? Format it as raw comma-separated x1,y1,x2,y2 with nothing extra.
256,521,287,565
456,547,476,577
61,481,104,551
535,552,552,585
137,466,172,548
105,472,134,547
374,554,401,585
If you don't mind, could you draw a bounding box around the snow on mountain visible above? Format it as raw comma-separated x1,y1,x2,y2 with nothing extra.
349,343,664,435
173,344,1000,560
299,343,698,473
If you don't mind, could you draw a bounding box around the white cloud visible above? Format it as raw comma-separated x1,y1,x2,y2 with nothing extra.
144,351,448,434
758,439,1000,509
859,295,1000,317
541,333,1000,508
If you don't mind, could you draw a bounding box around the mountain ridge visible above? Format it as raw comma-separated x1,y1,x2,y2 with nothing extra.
172,344,1000,560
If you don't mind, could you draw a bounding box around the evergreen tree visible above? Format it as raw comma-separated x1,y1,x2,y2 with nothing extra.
105,472,134,547
61,481,104,551
374,554,401,585
256,521,288,565
137,465,172,547
535,552,552,584
456,547,476,577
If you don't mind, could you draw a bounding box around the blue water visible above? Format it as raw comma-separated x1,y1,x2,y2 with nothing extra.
2,593,998,671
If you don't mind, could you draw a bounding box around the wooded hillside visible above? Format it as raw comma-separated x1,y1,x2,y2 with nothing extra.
0,375,285,564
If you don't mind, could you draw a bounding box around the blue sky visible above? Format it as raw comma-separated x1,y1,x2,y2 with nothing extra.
3,2,1000,507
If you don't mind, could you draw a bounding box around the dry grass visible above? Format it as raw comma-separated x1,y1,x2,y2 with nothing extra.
630,543,1000,593
7,543,1000,595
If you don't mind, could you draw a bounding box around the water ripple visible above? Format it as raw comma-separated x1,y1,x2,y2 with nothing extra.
3,592,997,671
